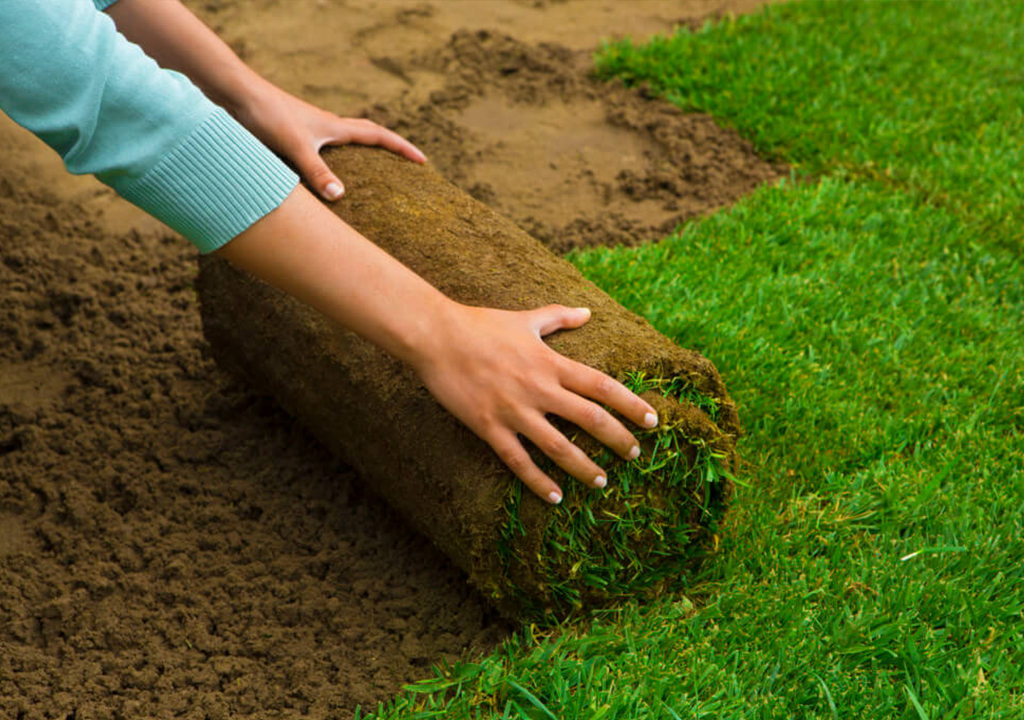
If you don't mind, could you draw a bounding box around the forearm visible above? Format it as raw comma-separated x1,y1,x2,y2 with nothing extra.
106,0,270,114
0,0,297,254
215,185,456,368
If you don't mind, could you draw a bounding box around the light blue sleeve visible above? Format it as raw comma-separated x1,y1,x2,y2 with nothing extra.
0,0,298,253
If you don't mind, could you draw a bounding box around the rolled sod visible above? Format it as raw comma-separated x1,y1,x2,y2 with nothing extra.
198,146,740,620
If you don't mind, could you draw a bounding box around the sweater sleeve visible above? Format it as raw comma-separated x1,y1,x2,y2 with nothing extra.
0,0,298,254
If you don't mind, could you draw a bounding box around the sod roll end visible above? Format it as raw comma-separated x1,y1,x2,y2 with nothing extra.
198,146,740,620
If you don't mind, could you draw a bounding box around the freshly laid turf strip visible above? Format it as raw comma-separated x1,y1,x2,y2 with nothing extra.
198,146,739,619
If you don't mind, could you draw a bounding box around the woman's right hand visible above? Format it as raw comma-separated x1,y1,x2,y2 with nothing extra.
411,302,659,505
218,187,656,505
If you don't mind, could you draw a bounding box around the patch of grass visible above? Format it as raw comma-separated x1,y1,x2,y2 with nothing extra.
391,429,1023,720
498,373,729,620
575,177,1023,495
371,175,1024,719
595,0,1024,240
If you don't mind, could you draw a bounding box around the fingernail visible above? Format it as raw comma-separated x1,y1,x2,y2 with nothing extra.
594,475,607,488
577,307,592,319
644,412,658,428
415,149,428,162
325,182,344,200
628,445,640,461
548,491,562,505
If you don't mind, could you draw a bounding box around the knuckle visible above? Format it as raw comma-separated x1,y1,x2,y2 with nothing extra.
558,356,584,378
594,373,617,398
477,411,497,434
541,433,570,458
476,414,499,437
494,387,524,417
498,448,530,475
541,382,567,407
579,402,604,430
308,165,334,183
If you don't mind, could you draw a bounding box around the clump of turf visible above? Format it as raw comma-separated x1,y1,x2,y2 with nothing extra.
498,372,734,621
200,145,739,622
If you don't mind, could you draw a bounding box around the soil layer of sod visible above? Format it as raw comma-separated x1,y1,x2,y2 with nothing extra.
0,0,773,717
199,147,739,620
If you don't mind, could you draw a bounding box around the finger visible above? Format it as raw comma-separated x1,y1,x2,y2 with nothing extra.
520,413,607,490
529,304,591,338
551,393,639,462
295,149,345,201
490,431,565,505
328,119,427,164
562,362,658,431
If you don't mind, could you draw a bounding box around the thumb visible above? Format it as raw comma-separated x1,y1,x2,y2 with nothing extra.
531,304,591,338
296,150,345,201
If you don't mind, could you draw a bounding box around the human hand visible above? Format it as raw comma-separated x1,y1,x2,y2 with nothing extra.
101,0,424,199
411,302,660,505
235,84,426,201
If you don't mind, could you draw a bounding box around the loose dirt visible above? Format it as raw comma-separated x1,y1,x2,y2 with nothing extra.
368,30,782,251
0,181,507,719
0,0,773,717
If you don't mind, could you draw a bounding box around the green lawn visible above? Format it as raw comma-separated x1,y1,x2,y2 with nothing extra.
596,0,1024,243
368,2,1024,718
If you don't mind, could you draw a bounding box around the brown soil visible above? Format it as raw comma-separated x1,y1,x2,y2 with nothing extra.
367,30,783,252
0,181,507,719
0,0,772,717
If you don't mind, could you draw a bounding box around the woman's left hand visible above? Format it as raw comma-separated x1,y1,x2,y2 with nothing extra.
234,84,427,201
102,0,426,201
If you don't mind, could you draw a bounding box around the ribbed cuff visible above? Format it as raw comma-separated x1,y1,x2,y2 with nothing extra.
115,107,299,254
93,0,121,10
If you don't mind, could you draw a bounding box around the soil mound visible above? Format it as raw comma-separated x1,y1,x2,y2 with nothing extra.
367,30,783,252
0,183,507,719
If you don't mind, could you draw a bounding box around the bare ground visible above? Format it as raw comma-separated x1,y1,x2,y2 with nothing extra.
0,1,775,717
